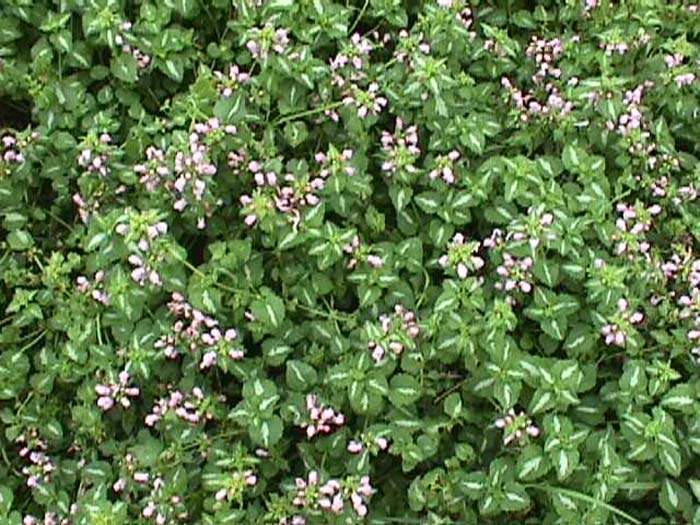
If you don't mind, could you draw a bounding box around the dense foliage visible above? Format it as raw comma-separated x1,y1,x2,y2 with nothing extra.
4,0,700,523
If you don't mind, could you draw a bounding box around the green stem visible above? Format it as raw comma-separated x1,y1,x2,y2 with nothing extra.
96,315,103,346
349,0,370,33
526,484,641,525
272,101,345,127
45,208,73,231
619,481,658,491
295,302,354,323
17,329,47,353
170,248,242,294
415,267,431,309
371,518,466,525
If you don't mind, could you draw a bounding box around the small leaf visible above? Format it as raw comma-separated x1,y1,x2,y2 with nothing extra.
443,393,463,419
388,374,421,407
110,54,138,83
8,230,33,251
661,384,696,413
285,360,318,391
659,478,692,515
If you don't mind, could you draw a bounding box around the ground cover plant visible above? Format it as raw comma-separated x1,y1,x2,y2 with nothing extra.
5,0,700,523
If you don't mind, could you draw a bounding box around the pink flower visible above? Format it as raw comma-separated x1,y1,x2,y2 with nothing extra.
97,396,114,411
347,441,364,453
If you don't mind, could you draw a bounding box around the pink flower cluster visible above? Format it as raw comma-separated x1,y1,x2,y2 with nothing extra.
118,219,168,287
343,235,384,270
494,408,540,445
115,21,151,68
78,133,113,177
601,298,644,347
330,32,374,87
1,133,30,166
117,463,188,524
368,305,420,363
665,54,696,86
605,82,671,168
76,270,110,305
173,118,234,229
213,64,250,97
494,253,534,297
240,160,328,227
435,0,475,31
227,148,248,175
380,117,420,176
133,146,169,191
584,0,599,13
393,30,431,67
676,263,700,357
302,394,345,438
511,208,556,250
17,431,55,489
315,146,355,178
145,386,213,427
428,150,460,184
525,36,564,84
155,292,243,368
342,82,387,118
347,434,389,454
501,35,575,121
439,233,485,279
22,511,74,525
613,202,661,260
214,470,258,502
72,190,110,224
292,471,374,520
501,76,573,122
246,23,290,59
600,37,634,55
95,370,140,411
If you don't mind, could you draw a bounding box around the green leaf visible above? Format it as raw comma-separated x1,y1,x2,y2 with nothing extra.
7,230,33,251
661,384,696,413
553,449,578,481
388,374,421,407
172,0,196,16
501,483,531,512
414,192,442,213
285,360,318,391
460,472,487,499
348,381,382,415
658,446,682,477
389,185,413,212
533,258,560,287
443,392,462,419
659,478,692,515
688,479,700,502
541,317,567,341
396,237,422,273
250,290,285,330
434,289,458,313
461,129,485,155
0,485,13,515
130,431,162,467
516,446,550,481
160,56,184,82
263,339,293,366
214,93,245,122
562,144,584,171
250,415,283,447
110,54,138,83
283,121,308,148
529,389,554,414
